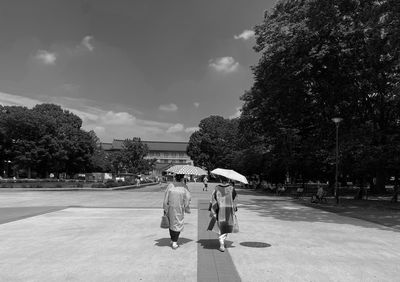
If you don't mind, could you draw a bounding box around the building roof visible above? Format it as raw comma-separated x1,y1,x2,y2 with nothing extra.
154,163,174,171
153,162,192,172
101,140,189,152
99,142,113,150
144,141,189,152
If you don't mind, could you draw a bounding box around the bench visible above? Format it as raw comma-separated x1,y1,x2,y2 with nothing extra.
286,184,330,203
293,187,305,199
310,191,328,204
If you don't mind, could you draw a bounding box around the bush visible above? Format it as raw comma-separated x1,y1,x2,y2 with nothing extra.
76,182,84,188
91,183,106,188
56,183,63,188
105,182,117,188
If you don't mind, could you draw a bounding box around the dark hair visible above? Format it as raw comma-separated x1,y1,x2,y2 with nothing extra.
175,174,185,182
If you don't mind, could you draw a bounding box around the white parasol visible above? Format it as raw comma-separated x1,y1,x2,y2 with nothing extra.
166,165,207,176
211,168,248,184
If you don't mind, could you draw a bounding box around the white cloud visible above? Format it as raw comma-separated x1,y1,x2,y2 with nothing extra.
185,127,199,133
167,123,184,133
0,91,42,108
94,126,106,133
209,57,239,73
229,107,241,119
101,111,136,125
33,37,93,66
81,35,94,51
194,102,200,108
159,103,178,112
35,50,57,65
234,30,255,40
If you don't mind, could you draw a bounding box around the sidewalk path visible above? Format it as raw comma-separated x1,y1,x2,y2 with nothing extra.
1,183,399,281
197,199,240,282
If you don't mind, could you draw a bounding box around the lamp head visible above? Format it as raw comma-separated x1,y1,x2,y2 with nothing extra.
331,117,343,124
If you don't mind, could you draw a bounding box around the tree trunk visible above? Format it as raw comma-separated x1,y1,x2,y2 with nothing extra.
371,170,386,194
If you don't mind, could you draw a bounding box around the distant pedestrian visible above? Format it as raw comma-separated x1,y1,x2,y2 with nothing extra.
276,183,285,195
311,181,325,203
316,182,324,199
203,176,208,191
163,174,191,250
391,181,399,203
208,177,238,252
295,183,305,199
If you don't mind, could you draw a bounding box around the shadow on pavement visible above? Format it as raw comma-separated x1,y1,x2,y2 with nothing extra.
0,206,67,225
154,237,193,247
239,241,271,248
238,196,400,233
196,239,235,250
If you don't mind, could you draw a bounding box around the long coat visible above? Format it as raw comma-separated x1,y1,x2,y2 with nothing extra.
208,183,237,234
163,182,191,232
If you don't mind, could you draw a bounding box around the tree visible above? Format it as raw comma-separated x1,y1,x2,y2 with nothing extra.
241,0,400,191
90,132,112,172
187,116,240,172
110,138,156,175
0,105,42,177
0,103,99,178
32,104,96,177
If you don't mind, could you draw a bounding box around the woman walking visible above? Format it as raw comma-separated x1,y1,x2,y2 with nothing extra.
208,177,238,252
203,176,208,191
163,174,191,249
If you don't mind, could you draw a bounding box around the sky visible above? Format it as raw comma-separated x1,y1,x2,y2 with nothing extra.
0,0,277,142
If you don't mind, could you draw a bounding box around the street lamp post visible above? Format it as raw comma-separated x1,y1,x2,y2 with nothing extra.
332,117,343,205
3,160,11,178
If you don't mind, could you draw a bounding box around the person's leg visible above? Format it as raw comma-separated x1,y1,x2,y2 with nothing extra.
169,229,180,249
218,233,227,252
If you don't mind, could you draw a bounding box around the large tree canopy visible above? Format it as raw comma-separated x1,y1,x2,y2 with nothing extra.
0,104,98,177
187,116,240,172
108,138,156,175
240,0,400,190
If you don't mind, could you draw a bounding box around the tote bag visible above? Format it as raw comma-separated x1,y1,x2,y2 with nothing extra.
160,215,169,229
233,215,239,233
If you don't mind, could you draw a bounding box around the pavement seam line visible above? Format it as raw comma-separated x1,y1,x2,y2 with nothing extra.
197,199,241,282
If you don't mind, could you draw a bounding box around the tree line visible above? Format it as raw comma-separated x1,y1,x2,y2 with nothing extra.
187,0,400,194
0,104,154,178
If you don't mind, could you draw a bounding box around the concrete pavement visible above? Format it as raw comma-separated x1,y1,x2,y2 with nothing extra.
0,183,399,281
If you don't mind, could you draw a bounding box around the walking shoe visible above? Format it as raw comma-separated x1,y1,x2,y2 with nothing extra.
218,246,225,252
172,242,179,250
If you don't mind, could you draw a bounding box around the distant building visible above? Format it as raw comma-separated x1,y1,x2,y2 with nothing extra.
100,140,193,176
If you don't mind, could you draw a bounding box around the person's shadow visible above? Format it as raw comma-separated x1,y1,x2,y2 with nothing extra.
154,237,193,247
196,239,235,249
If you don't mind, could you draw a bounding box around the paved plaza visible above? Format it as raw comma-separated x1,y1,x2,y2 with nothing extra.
0,183,399,281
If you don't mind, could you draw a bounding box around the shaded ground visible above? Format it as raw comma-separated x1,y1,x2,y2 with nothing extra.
298,196,400,230
238,188,400,231
231,188,400,282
